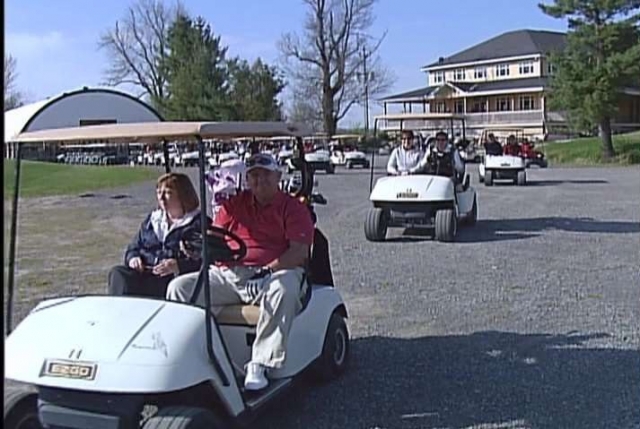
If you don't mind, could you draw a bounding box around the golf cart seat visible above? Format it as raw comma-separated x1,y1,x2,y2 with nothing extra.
215,228,330,326
216,280,313,326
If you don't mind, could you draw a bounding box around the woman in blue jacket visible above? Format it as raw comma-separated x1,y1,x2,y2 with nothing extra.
108,172,205,298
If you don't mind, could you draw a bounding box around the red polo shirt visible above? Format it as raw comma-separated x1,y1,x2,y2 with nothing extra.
213,190,314,267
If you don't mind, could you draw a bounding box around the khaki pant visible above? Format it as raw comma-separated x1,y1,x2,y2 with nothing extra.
166,265,305,369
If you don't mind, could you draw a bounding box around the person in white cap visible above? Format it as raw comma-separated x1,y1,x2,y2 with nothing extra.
166,153,314,391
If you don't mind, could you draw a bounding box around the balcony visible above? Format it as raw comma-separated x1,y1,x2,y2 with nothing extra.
378,110,545,131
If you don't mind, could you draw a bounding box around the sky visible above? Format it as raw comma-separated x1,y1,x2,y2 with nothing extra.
5,0,569,127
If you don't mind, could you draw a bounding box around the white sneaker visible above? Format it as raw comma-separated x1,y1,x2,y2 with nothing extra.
244,362,268,391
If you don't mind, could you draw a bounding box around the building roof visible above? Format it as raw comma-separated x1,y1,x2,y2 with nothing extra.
4,87,163,143
381,86,438,101
425,29,566,68
381,77,549,102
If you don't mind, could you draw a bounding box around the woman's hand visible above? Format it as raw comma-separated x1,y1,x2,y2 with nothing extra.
128,257,144,272
152,259,179,277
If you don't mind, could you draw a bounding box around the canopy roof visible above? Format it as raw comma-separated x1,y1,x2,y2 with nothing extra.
13,121,312,144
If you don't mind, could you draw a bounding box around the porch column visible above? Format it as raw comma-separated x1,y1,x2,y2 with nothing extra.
408,103,412,113
463,97,467,113
423,101,427,113
383,102,388,116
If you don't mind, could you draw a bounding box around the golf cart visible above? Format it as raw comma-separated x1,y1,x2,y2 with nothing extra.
477,128,527,186
364,113,478,242
4,121,349,429
288,135,335,174
329,135,370,169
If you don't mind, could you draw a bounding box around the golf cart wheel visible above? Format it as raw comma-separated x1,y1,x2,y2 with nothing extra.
326,164,335,174
364,208,388,241
478,173,484,183
466,196,478,226
143,406,223,429
311,312,350,382
435,208,457,242
346,161,353,169
516,170,527,186
4,387,40,429
485,170,494,186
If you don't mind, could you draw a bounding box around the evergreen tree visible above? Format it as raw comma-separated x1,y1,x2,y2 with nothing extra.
540,0,640,158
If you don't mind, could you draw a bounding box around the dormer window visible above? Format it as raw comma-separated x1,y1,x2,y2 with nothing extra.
496,64,510,77
474,67,487,79
547,62,557,75
519,61,534,75
433,71,444,84
454,69,465,81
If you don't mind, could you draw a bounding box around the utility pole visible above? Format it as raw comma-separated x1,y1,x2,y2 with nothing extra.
362,45,370,138
358,43,374,138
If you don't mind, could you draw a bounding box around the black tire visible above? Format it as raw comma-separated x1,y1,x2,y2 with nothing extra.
434,208,457,242
346,162,353,169
516,170,527,186
465,196,478,226
310,312,349,382
142,406,223,429
326,164,335,174
485,170,494,186
364,207,388,241
4,387,41,429
363,161,370,169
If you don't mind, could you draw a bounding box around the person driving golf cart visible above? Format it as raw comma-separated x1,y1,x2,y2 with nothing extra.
386,130,425,175
423,130,465,181
484,133,503,156
503,134,522,156
166,153,314,392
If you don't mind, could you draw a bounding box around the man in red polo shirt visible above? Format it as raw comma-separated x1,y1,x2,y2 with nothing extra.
166,153,314,391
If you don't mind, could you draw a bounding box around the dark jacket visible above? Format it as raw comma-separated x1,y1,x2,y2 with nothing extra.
124,209,209,275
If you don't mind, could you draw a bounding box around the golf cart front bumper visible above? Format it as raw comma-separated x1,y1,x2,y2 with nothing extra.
346,158,369,167
308,161,333,171
489,169,522,180
376,201,453,228
38,386,145,429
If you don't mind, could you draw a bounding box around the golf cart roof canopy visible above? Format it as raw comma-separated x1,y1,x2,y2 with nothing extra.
374,113,466,121
12,121,312,144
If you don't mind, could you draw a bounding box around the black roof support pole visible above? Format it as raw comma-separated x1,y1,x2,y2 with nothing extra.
6,143,23,334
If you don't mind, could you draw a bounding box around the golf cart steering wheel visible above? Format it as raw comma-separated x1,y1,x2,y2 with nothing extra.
184,226,247,264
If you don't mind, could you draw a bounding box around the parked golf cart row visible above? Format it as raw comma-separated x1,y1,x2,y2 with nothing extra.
4,122,350,429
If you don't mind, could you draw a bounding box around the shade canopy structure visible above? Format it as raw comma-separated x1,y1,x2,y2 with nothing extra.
12,121,313,145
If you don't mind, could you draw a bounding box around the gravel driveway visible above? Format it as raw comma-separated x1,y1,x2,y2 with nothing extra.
4,161,640,429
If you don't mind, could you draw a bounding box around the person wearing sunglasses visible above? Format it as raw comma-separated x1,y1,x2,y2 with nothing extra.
166,153,314,392
423,130,465,181
386,130,425,175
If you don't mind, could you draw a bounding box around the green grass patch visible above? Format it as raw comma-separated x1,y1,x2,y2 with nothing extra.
544,131,640,165
4,160,161,198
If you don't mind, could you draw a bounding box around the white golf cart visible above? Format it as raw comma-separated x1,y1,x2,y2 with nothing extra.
477,128,527,186
4,121,349,429
364,114,478,242
329,134,370,169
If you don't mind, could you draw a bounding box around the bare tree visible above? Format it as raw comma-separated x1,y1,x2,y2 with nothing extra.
98,0,185,110
279,0,393,136
4,54,24,110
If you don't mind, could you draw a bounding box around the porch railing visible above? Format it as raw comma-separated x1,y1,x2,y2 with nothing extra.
378,110,545,130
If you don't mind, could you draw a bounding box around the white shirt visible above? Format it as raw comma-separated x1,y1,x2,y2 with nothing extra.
386,147,425,175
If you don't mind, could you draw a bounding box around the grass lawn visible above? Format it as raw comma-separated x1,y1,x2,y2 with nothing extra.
544,131,640,165
4,160,162,198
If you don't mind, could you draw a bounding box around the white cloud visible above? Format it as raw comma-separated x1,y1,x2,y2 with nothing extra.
5,31,66,60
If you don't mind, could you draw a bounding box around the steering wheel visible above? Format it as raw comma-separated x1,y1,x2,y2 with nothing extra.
183,226,247,264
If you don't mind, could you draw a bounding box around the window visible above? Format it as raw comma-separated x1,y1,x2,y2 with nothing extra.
519,62,534,75
471,100,487,113
435,102,447,113
433,71,444,84
496,64,510,77
547,62,556,75
454,100,465,113
454,69,465,81
496,97,512,111
474,67,487,79
519,96,535,110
